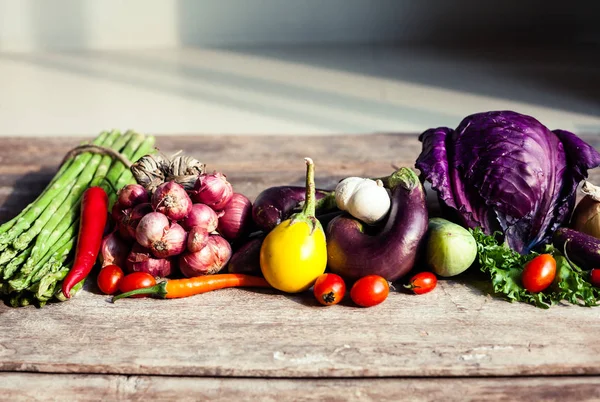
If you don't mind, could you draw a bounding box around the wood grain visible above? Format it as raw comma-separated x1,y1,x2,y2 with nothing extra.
1,372,599,402
0,134,421,221
1,279,600,378
1,133,599,219
1,134,600,382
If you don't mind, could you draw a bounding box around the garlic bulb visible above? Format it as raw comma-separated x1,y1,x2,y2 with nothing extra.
335,177,391,224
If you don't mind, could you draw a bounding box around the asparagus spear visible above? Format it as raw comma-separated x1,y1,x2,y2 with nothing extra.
37,265,69,300
0,214,25,236
31,134,148,302
11,179,77,250
108,134,156,207
2,246,33,281
0,143,80,236
39,135,150,297
7,132,145,297
19,131,133,272
31,236,74,285
104,132,145,187
41,135,152,303
17,131,138,279
0,131,111,249
90,131,133,189
2,130,153,306
0,247,19,266
0,130,111,239
11,131,120,251
9,220,78,291
115,134,156,187
0,132,111,237
30,260,63,301
9,293,25,308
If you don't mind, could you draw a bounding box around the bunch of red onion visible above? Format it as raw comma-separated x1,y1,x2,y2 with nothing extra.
102,170,253,279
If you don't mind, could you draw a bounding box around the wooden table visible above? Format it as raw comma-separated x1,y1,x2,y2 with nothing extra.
1,134,600,401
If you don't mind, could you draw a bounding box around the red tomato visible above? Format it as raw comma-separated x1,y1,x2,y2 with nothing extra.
350,275,389,307
406,272,437,295
118,272,157,298
97,264,125,295
313,273,346,306
522,254,556,293
590,269,600,287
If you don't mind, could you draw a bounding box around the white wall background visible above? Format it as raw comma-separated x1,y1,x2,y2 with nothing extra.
1,0,598,51
0,0,598,137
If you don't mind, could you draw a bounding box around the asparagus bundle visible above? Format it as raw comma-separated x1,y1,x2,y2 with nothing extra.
0,130,155,307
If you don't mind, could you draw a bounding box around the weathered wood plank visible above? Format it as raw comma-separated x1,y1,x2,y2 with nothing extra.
1,372,599,402
0,134,422,221
0,134,599,380
1,279,600,377
1,134,599,219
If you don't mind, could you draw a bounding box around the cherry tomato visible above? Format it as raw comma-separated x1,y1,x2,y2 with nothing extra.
405,272,437,295
118,272,157,298
590,269,600,287
350,275,389,307
97,264,125,295
522,254,556,293
313,273,346,306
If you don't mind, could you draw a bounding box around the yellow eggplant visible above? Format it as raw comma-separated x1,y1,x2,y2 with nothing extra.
260,158,327,293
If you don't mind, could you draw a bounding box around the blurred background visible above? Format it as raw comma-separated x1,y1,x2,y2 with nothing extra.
0,0,598,137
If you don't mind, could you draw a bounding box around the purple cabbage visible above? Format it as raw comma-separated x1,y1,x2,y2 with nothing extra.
416,110,600,254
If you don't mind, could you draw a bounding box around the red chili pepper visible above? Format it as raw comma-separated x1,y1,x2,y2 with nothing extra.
62,187,109,299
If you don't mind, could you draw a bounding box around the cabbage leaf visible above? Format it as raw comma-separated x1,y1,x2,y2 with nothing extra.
416,111,600,254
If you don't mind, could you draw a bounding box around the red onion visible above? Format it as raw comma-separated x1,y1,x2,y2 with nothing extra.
100,231,130,268
218,193,253,241
180,203,220,232
111,202,127,223
112,204,134,241
126,243,174,277
187,226,209,252
191,172,233,211
119,203,153,240
136,212,188,258
151,181,192,221
117,184,149,208
179,234,232,277
153,222,188,258
135,212,169,248
129,203,153,232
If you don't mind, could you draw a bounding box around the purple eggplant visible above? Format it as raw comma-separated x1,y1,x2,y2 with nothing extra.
228,236,264,276
252,186,336,232
326,168,428,282
553,227,600,269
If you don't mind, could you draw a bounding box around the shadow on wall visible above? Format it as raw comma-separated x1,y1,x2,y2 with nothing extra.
1,0,597,135
174,0,600,120
223,44,600,119
174,0,590,47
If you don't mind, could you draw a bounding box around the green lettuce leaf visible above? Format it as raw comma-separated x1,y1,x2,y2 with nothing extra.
471,228,599,308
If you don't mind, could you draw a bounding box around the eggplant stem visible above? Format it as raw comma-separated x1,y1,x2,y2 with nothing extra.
303,158,316,218
290,158,320,235
376,167,420,191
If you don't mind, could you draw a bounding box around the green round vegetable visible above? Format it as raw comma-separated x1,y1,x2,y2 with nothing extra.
425,218,477,277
